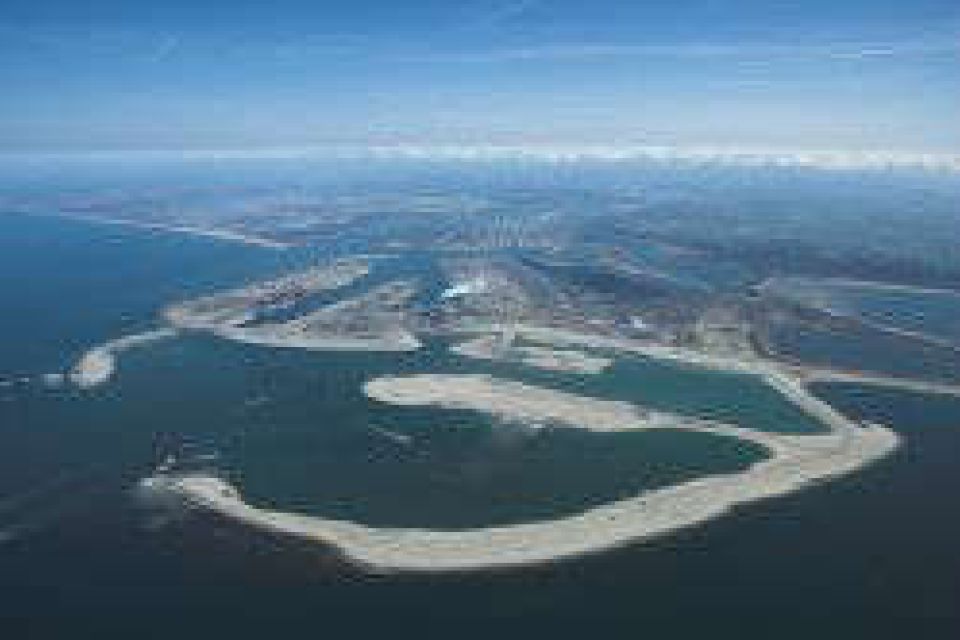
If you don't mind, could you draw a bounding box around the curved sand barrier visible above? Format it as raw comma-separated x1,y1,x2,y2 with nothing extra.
365,374,652,430
153,368,899,573
67,215,290,249
70,329,177,388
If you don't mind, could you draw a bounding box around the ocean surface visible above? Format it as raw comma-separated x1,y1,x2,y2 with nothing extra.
769,321,960,383
1,213,958,638
768,277,960,345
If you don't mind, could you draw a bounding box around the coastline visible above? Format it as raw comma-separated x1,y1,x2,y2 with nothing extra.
70,328,177,388
451,335,612,374
757,276,960,349
159,261,426,353
60,214,291,250
759,275,960,300
516,325,960,397
212,326,422,352
151,332,902,573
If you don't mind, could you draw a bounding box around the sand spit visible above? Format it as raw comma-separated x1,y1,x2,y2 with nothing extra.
513,323,960,402
213,326,422,352
516,325,759,373
69,328,177,388
517,323,960,400
365,374,651,430
156,366,899,573
803,370,960,399
165,262,371,330
164,265,423,353
452,335,611,374
67,215,290,249
757,276,960,350
759,275,960,301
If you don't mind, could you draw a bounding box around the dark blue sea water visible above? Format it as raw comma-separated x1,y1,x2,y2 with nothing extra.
1,214,958,638
776,278,960,345
769,321,960,383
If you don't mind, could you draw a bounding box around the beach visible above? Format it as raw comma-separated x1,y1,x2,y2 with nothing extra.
155,344,901,572
66,215,291,249
451,335,612,374
365,374,651,430
213,326,422,352
70,329,177,388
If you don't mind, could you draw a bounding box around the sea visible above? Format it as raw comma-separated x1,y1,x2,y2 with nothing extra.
1,213,958,639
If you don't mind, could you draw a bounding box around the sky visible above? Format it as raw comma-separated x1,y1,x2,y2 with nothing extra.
1,0,958,154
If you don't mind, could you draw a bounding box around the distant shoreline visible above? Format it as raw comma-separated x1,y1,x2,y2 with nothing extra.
759,275,960,300
49,213,291,249
758,276,960,351
451,334,612,374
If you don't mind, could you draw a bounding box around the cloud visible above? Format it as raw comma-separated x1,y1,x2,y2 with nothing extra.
351,144,960,172
15,144,957,173
465,0,545,29
828,48,897,60
408,38,960,64
145,35,181,63
6,20,954,69
0,25,371,64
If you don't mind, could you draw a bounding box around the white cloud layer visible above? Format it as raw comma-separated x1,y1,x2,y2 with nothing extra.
7,144,960,172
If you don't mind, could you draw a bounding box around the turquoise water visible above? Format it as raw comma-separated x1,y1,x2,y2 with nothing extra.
0,213,311,373
127,337,769,528
0,212,813,531
0,213,809,527
0,212,826,530
0,214,308,499
3,212,959,637
223,326,823,527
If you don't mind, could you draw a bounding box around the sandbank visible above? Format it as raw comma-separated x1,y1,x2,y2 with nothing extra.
155,366,899,572
452,335,612,374
213,326,421,352
68,215,290,249
70,328,177,388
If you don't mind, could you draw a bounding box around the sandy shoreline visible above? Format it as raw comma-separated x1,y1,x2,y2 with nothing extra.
757,276,960,349
161,262,424,352
759,275,960,300
70,328,177,388
365,374,651,430
212,326,422,352
152,334,901,572
66,214,290,249
515,324,760,373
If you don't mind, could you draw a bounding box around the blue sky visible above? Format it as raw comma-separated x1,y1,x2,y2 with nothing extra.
2,0,958,153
